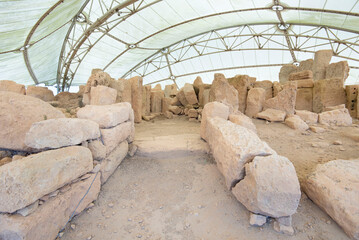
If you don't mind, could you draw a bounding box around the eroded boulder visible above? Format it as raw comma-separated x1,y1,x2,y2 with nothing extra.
245,88,266,118
0,80,25,95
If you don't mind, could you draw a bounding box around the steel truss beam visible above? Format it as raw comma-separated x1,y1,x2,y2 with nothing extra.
57,0,359,90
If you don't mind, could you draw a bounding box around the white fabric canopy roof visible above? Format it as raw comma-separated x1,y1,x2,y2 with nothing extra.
1,0,359,90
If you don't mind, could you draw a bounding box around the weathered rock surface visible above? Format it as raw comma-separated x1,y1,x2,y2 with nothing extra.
100,121,132,155
313,50,333,81
285,115,309,131
0,146,93,213
232,155,301,218
198,84,211,107
168,105,182,115
77,102,131,128
176,88,188,106
313,78,346,113
289,70,313,81
295,110,318,124
90,85,117,105
273,82,283,97
249,213,267,227
345,85,358,118
0,173,101,240
294,79,314,88
229,112,257,133
296,88,313,111
150,90,164,113
200,101,230,141
193,76,203,95
325,61,349,83
25,118,100,149
162,97,172,113
318,108,352,126
164,84,178,98
183,83,198,105
279,65,297,84
142,85,151,116
206,117,275,190
0,80,25,95
298,59,313,72
245,88,266,118
188,109,198,118
26,86,54,102
209,73,239,111
129,76,143,123
88,140,106,161
256,109,286,122
303,160,359,240
100,141,128,184
324,104,345,111
253,80,273,100
0,92,65,151
227,75,252,112
116,78,132,103
264,82,297,115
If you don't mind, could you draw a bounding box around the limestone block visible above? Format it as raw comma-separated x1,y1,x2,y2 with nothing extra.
325,61,349,83
294,79,314,88
25,118,100,149
0,146,93,213
295,110,318,124
256,109,286,122
313,50,333,81
263,82,297,115
153,84,162,91
318,108,352,126
296,88,313,111
90,85,117,105
227,75,252,112
228,112,257,133
85,70,111,93
100,121,132,155
232,155,301,218
313,78,346,113
150,90,164,113
0,157,11,167
253,80,273,99
193,76,203,95
183,83,198,105
176,88,188,106
289,70,313,81
285,115,309,131
164,111,173,119
324,104,345,111
0,92,65,151
117,78,132,103
26,86,54,102
345,85,358,118
128,109,135,143
100,141,128,184
162,97,172,113
0,173,100,240
88,140,106,161
209,73,239,111
164,84,177,98
129,76,143,123
245,88,266,118
198,84,211,107
298,59,313,72
303,160,359,240
279,65,297,84
273,82,283,97
77,102,131,128
249,213,267,227
188,109,198,118
168,105,182,115
200,101,230,141
142,85,151,116
0,80,25,95
206,117,276,190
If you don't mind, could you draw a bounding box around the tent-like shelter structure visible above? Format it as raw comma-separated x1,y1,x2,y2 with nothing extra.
1,0,359,91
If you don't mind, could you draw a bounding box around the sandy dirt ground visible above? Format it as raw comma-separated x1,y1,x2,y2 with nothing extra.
61,115,359,240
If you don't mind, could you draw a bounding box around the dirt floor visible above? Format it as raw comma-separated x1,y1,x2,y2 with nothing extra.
61,115,359,240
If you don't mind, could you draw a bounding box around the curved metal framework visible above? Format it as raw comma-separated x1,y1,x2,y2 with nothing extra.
57,0,359,90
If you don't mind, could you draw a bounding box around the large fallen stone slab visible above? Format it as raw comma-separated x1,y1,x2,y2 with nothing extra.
0,146,93,213
100,140,128,184
232,155,301,218
77,102,131,128
264,81,297,115
90,85,117,105
0,91,65,151
256,108,286,122
303,160,359,240
284,115,309,131
0,173,101,240
245,88,266,118
206,117,276,189
200,101,230,140
0,80,25,95
227,75,252,112
229,112,257,134
295,110,318,124
100,121,132,155
129,76,143,123
25,118,100,149
209,73,239,111
318,108,352,126
26,86,54,102
183,83,198,105
312,49,332,81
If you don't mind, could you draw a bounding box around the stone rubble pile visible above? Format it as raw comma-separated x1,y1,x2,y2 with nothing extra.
0,89,133,240
201,101,301,235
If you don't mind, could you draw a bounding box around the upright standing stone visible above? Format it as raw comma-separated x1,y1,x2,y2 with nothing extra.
263,82,297,115
312,50,333,81
150,90,164,113
245,88,266,118
227,75,252,113
345,85,358,118
279,65,297,84
164,84,177,98
142,85,151,116
193,76,203,95
26,86,54,102
296,88,313,111
325,61,349,83
129,76,143,123
313,78,346,113
210,73,239,111
198,84,211,107
273,82,283,97
90,86,117,105
162,97,172,113
117,78,132,103
183,83,198,105
200,102,230,141
0,80,25,95
253,80,273,99
298,59,313,72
